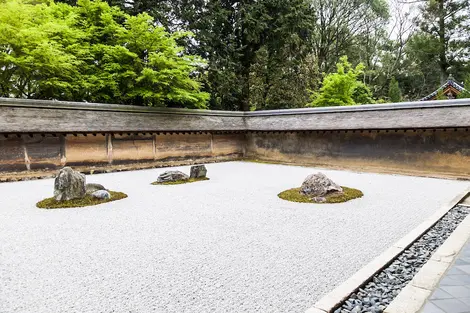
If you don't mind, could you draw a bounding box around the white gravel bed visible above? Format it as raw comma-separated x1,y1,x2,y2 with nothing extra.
0,161,468,313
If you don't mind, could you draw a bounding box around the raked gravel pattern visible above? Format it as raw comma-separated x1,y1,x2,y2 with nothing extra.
0,161,468,313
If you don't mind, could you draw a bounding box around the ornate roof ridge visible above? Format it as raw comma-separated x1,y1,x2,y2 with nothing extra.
420,76,465,101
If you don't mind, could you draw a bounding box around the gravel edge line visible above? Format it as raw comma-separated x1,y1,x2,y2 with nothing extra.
337,205,470,313
306,188,470,313
384,210,470,313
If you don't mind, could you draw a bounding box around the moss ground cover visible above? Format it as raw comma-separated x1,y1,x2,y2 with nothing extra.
278,186,363,204
36,191,128,209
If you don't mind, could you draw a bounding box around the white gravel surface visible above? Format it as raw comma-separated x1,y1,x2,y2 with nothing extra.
1,161,468,313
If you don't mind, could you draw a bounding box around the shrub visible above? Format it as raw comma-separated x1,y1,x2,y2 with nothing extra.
308,56,374,107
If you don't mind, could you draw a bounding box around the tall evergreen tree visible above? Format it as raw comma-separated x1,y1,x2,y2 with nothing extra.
57,0,316,110
388,77,402,102
416,0,470,83
175,0,316,110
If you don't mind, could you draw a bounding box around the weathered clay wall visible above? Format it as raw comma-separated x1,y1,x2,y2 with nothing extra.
0,133,245,173
1,97,470,179
245,129,470,178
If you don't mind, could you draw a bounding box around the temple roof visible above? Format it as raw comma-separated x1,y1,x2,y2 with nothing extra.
420,75,466,101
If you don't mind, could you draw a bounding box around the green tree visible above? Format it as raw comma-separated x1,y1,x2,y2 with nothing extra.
357,0,415,100
436,88,447,100
68,0,317,111
310,0,389,74
388,77,402,102
0,0,82,98
249,40,319,110
0,0,209,108
74,0,209,107
457,76,470,98
352,83,375,104
190,0,316,111
416,0,470,83
308,56,374,107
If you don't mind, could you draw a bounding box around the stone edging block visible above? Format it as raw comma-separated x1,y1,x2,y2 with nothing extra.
384,285,432,313
385,208,470,312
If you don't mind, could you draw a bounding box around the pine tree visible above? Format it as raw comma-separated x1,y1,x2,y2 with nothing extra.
416,0,470,83
388,77,402,102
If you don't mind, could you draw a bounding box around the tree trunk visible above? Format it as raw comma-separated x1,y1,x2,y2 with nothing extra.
240,61,251,111
438,0,448,83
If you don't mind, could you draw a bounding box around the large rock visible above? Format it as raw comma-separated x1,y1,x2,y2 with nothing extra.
86,183,106,194
157,170,189,183
54,167,86,201
190,165,207,179
300,172,343,197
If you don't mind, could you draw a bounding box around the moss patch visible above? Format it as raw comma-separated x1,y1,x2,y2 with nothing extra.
278,186,363,204
36,191,128,209
151,177,210,185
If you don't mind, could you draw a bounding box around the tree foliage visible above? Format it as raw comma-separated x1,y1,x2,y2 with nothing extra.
181,0,317,111
58,0,318,110
310,0,389,74
309,56,374,107
457,76,470,99
388,77,402,102
435,89,447,100
417,0,470,83
3,0,470,109
0,0,208,108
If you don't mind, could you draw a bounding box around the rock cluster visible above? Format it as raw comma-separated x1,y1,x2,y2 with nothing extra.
335,205,470,313
300,172,342,201
86,183,106,194
157,170,190,183
91,190,111,200
54,167,86,201
157,165,208,183
190,165,207,179
54,167,109,201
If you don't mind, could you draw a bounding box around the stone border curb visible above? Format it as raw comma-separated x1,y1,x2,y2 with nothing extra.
305,187,470,313
385,206,470,313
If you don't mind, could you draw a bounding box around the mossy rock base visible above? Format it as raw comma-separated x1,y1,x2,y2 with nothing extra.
278,186,363,204
151,177,210,185
36,191,128,209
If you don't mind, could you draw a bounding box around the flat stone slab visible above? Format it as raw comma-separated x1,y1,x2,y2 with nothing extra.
0,162,468,313
419,223,470,313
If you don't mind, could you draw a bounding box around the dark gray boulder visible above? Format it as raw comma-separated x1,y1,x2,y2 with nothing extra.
190,165,207,179
54,167,86,201
300,172,343,197
157,170,189,183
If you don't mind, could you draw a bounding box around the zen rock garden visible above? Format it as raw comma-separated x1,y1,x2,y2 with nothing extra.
2,161,469,313
36,167,127,209
35,165,362,208
152,164,209,185
278,172,363,203
36,164,210,208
